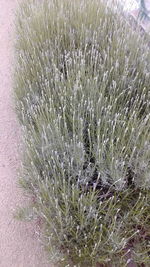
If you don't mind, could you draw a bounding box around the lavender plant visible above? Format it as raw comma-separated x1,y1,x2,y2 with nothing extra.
14,0,150,266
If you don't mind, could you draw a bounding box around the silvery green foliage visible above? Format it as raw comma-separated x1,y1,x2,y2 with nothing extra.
14,0,150,265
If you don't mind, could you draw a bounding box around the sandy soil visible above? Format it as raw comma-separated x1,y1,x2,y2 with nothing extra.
0,1,51,266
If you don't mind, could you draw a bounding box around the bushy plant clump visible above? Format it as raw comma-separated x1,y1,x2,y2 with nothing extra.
14,0,150,266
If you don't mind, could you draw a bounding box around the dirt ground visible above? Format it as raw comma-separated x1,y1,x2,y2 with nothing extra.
0,1,51,266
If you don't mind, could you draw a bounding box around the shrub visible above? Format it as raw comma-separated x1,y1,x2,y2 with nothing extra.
14,0,150,266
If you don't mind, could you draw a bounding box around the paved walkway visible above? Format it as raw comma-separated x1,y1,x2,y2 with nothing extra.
0,1,51,266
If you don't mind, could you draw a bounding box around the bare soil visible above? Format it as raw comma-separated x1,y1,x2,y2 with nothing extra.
0,1,51,266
